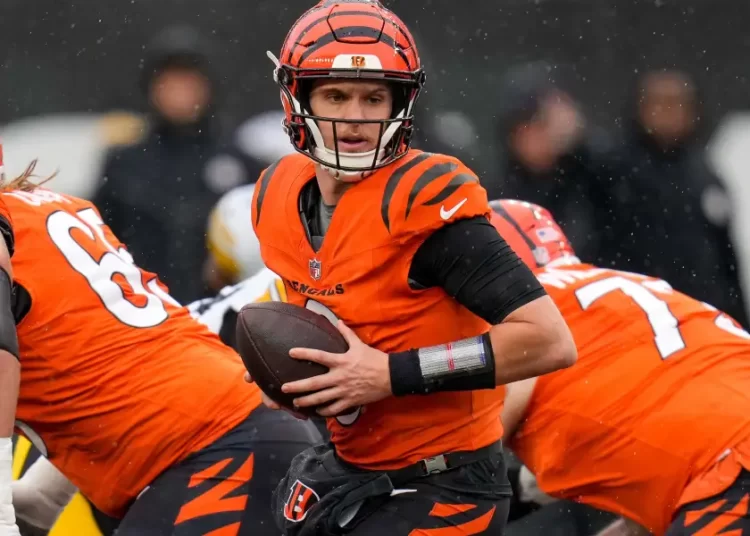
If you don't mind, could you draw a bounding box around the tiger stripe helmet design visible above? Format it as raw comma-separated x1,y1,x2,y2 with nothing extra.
489,199,579,270
269,0,425,177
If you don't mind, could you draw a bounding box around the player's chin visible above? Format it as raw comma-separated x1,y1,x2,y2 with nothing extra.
337,173,370,183
336,141,376,155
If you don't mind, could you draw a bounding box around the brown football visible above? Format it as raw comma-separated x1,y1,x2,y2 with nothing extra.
235,301,348,417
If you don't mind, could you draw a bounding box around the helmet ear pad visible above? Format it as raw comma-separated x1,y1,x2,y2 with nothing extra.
293,79,314,151
278,74,310,153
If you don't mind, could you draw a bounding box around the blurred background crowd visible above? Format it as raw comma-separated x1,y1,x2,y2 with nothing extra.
4,0,750,534
3,0,750,326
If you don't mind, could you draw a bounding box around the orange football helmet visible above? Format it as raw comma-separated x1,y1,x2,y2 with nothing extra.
268,0,425,177
489,199,579,270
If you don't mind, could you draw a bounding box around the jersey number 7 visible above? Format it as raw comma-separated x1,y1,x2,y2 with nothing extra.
575,275,750,360
47,208,180,328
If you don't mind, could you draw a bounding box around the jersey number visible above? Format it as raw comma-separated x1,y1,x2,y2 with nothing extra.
47,208,180,328
575,276,750,360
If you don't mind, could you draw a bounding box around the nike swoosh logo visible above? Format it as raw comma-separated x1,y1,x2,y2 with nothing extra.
390,489,418,496
440,198,468,220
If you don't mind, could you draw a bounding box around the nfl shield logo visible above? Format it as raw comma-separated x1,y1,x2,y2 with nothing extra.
308,258,322,281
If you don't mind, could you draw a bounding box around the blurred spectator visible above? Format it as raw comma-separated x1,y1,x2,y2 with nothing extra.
0,111,145,199
413,106,483,168
93,25,246,304
494,62,619,263
605,69,748,326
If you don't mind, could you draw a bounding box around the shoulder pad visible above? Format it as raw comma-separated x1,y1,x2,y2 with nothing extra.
380,152,489,237
252,154,311,229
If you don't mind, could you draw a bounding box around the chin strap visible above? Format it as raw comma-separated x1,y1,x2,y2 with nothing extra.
316,163,372,182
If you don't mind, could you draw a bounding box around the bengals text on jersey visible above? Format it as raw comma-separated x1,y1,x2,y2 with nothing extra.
253,150,502,469
256,3,567,533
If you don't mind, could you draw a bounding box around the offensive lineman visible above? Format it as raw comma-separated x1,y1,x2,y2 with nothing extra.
491,199,750,535
0,147,321,535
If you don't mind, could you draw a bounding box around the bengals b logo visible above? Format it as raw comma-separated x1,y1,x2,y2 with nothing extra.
283,479,320,522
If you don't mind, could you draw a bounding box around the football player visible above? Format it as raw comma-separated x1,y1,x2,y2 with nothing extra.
490,199,750,536
11,266,291,536
203,183,264,293
9,186,307,536
0,149,322,535
249,1,577,533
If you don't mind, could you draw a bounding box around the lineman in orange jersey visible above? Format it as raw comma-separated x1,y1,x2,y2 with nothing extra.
250,1,577,534
490,199,750,536
10,266,308,535
2,162,321,534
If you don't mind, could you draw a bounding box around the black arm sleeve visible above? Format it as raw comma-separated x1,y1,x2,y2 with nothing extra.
92,157,125,237
218,309,239,351
409,216,546,324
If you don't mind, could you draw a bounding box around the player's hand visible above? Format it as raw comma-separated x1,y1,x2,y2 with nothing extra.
249,375,310,421
260,391,280,410
283,320,392,417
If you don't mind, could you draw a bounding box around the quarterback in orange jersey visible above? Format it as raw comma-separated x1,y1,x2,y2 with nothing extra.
0,161,321,534
249,1,576,534
490,199,750,536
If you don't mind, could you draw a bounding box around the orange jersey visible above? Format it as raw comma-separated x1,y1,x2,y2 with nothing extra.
510,263,750,534
6,188,262,517
252,150,504,470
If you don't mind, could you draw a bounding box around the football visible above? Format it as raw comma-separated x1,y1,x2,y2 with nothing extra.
235,301,348,416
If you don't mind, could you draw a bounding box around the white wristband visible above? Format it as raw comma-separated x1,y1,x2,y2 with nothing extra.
16,456,77,509
0,438,20,535
12,456,78,531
